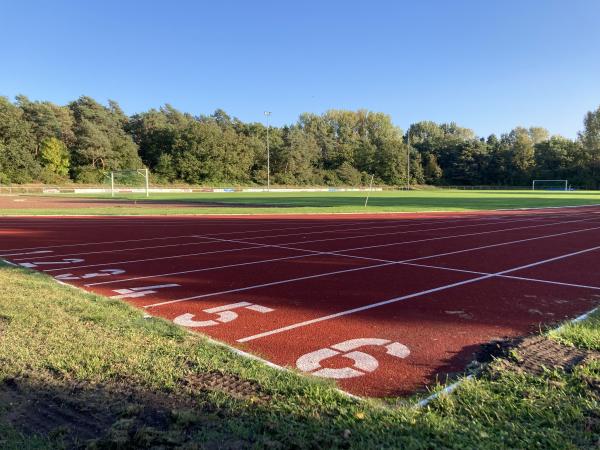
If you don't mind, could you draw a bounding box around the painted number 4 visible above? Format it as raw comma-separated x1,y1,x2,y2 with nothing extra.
111,283,180,299
55,269,125,281
19,258,84,268
296,338,410,379
174,301,274,328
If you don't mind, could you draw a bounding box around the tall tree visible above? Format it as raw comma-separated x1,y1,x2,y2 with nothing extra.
0,97,40,182
579,105,600,187
69,97,142,181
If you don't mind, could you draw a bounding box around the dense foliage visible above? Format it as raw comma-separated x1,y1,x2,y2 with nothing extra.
1,95,599,188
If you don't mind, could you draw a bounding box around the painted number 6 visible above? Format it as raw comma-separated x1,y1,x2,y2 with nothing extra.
296,338,410,379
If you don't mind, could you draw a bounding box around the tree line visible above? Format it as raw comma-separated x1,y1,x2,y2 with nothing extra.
1,95,599,188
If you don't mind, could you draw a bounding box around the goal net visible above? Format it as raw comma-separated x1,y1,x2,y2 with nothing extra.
108,169,149,197
531,179,568,191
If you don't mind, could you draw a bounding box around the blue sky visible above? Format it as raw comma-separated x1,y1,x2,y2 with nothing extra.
2,0,599,138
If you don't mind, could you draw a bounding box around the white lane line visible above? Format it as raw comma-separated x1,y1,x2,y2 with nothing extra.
237,242,600,343
43,244,269,272
0,233,205,255
42,214,571,272
232,211,596,248
85,253,315,286
9,215,509,261
11,237,224,261
0,216,461,254
390,262,600,291
0,250,53,257
0,208,590,254
0,219,387,253
143,261,398,309
84,215,599,286
143,223,600,309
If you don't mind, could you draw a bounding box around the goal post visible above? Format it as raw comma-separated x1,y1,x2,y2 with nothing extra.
531,179,568,191
109,169,149,197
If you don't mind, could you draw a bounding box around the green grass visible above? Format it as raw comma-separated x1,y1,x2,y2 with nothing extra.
0,263,598,448
3,189,600,215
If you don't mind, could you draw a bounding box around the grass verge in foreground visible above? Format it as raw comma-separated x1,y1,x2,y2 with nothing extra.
2,190,600,215
0,263,598,449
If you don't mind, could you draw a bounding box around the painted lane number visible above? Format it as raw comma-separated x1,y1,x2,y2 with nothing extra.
296,338,410,379
111,283,180,299
173,301,274,328
19,258,84,268
55,269,125,281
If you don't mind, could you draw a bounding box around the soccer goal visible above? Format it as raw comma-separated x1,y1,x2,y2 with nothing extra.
109,169,149,197
531,179,569,191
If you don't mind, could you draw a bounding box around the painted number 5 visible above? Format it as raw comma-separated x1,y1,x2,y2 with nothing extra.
173,301,274,328
296,338,410,379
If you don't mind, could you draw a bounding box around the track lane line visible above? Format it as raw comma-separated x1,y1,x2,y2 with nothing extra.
237,241,600,342
143,223,600,309
2,207,594,254
83,215,600,285
41,214,569,272
0,215,494,254
11,215,524,261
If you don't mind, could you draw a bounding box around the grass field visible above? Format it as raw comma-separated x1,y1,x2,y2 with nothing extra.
2,189,600,215
0,262,598,448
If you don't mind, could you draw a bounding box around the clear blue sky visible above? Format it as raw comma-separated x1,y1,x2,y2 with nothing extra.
2,0,599,138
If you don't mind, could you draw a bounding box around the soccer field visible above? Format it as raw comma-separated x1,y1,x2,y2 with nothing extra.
2,189,600,215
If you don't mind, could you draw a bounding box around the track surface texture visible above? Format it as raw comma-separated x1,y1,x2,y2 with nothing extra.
2,206,600,397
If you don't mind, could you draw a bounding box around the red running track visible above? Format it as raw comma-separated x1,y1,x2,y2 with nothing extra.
2,206,600,397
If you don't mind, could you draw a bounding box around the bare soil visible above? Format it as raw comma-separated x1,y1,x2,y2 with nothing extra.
0,370,269,448
479,335,599,381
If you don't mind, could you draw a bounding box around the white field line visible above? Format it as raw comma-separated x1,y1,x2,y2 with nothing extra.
10,215,522,261
0,214,500,254
237,242,600,343
144,223,600,310
84,215,599,285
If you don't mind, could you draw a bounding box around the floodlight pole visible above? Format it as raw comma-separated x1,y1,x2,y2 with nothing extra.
145,168,149,197
406,128,411,191
264,111,271,191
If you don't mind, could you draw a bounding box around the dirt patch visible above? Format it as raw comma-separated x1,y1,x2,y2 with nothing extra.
184,371,270,402
0,371,267,448
477,335,599,377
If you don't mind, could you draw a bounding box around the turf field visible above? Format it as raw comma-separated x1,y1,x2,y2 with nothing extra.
2,189,600,215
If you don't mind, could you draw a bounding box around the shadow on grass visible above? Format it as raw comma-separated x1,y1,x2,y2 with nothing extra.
0,374,357,449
